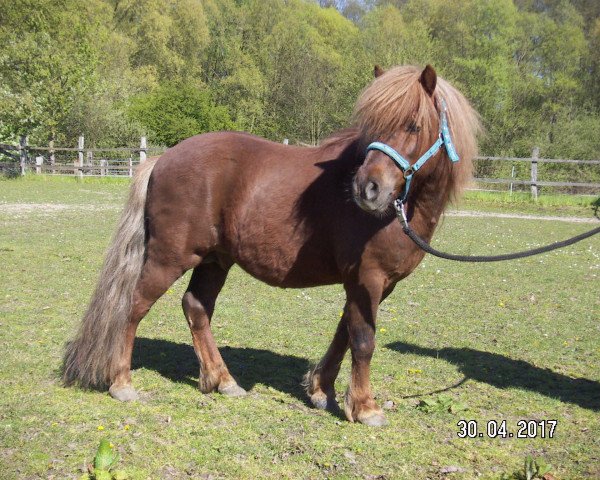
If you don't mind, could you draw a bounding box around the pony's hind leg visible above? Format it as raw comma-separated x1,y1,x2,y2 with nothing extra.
182,261,246,397
109,258,183,401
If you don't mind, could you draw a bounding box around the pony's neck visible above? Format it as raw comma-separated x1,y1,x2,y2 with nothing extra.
407,163,453,242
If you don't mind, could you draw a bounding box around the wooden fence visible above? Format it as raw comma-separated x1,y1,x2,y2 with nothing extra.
473,147,600,199
0,136,164,179
1,137,599,199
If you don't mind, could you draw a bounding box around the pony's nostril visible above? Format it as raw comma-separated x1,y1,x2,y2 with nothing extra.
364,180,379,201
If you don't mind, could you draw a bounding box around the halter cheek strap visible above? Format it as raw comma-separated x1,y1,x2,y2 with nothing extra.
365,99,459,204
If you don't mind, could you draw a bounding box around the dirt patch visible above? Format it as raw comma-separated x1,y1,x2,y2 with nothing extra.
0,203,118,215
447,210,599,224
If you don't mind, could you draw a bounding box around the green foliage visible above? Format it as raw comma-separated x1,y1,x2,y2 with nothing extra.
128,83,235,147
94,439,118,471
0,0,598,159
501,455,554,480
80,439,128,480
0,0,148,146
524,455,553,480
263,4,361,143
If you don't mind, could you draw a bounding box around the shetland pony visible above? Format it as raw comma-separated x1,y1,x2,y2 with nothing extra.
64,65,480,426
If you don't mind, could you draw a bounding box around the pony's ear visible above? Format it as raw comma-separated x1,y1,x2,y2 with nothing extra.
419,65,437,97
374,65,385,78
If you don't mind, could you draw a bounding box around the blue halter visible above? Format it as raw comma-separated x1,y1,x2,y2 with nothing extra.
365,99,459,205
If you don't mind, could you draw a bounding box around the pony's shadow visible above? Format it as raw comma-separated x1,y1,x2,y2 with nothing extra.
386,341,600,411
132,337,311,403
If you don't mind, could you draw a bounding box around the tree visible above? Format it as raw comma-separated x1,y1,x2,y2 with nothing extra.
0,0,104,143
264,2,361,143
361,5,435,68
112,0,209,81
0,0,597,156
128,83,235,147
0,0,147,146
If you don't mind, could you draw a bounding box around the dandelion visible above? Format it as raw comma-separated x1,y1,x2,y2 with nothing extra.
97,425,105,431
124,424,130,431
379,328,387,333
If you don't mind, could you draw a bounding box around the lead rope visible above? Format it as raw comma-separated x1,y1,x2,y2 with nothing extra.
394,200,600,262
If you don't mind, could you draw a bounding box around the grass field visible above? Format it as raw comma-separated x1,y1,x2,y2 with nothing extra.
1,177,599,479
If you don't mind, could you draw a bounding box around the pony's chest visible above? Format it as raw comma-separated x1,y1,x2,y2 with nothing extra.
356,219,428,281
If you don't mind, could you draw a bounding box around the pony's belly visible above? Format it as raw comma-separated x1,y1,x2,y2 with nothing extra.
230,237,340,288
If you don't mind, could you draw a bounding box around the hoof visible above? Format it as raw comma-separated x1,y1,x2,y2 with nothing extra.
108,385,139,402
357,412,388,427
310,391,328,410
309,391,337,411
218,383,247,397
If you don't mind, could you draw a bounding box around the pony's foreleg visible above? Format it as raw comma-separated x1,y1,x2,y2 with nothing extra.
305,313,349,410
182,262,246,397
306,283,396,416
109,258,183,401
342,279,388,426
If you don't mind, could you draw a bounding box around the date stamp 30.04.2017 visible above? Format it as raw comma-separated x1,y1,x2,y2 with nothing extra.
457,420,557,439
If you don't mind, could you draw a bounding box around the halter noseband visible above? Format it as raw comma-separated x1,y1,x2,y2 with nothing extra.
365,99,459,205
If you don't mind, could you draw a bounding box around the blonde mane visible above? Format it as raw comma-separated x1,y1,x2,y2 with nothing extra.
352,65,482,202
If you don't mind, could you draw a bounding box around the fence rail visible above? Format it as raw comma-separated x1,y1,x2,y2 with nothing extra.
476,155,600,165
471,147,600,198
1,137,599,198
0,135,164,179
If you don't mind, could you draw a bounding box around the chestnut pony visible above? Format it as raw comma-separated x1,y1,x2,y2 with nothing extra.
63,65,480,426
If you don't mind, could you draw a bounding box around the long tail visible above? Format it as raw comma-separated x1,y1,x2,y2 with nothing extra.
62,157,159,388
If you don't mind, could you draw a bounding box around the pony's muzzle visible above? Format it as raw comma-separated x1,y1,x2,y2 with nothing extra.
364,179,380,201
352,173,395,214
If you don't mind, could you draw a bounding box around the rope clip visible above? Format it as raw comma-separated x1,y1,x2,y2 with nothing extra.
393,199,409,228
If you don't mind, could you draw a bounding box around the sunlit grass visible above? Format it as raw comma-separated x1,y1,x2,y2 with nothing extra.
0,178,598,479
461,190,599,217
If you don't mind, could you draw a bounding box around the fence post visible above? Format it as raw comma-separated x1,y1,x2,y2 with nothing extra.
35,155,43,174
509,165,515,196
128,155,133,177
139,136,147,164
283,138,289,145
19,135,28,176
100,159,108,176
76,135,84,178
49,139,55,174
530,147,539,200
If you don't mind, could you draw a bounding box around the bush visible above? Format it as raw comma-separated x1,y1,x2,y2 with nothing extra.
128,83,235,147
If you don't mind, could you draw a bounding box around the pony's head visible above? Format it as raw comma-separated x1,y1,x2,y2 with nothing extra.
351,65,481,215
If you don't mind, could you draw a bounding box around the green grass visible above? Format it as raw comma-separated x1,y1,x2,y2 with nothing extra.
1,178,599,479
460,190,599,217
0,174,130,205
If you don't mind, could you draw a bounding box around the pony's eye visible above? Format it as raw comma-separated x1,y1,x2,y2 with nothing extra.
406,122,421,134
